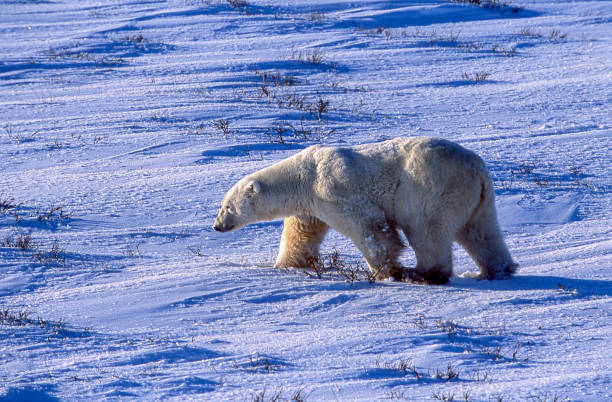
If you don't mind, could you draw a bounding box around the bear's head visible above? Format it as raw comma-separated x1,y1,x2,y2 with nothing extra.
213,178,262,232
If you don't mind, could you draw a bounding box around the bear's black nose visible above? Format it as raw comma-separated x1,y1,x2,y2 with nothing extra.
213,223,233,232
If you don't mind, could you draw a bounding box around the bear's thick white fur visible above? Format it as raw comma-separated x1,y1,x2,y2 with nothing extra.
213,137,517,284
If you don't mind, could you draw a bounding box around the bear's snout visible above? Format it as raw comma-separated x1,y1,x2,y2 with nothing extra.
213,223,234,232
212,215,234,232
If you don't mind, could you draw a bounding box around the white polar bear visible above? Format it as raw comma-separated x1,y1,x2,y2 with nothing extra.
213,137,517,284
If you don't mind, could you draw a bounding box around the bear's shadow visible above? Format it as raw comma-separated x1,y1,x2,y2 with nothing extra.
226,261,611,297
450,274,612,297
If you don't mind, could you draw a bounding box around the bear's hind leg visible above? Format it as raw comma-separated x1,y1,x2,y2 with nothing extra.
274,215,329,268
456,219,517,280
455,196,517,280
404,224,454,285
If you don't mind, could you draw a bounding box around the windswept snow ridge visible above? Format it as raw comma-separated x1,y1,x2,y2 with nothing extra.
1,1,611,400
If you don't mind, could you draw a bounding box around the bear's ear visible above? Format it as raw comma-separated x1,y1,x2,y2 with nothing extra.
246,180,261,195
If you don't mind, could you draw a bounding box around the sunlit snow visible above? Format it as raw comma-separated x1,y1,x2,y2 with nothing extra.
1,1,610,400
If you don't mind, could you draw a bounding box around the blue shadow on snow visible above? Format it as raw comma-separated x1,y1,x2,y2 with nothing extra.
196,142,306,164
451,275,612,297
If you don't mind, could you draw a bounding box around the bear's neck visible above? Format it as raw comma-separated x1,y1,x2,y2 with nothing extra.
252,156,312,219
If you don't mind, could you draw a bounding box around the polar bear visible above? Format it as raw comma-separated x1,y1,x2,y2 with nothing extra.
213,137,517,284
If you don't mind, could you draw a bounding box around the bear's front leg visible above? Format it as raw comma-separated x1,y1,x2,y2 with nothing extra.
330,209,405,280
360,222,406,280
274,215,329,268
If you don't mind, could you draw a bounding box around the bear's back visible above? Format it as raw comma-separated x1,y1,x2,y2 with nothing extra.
301,137,486,186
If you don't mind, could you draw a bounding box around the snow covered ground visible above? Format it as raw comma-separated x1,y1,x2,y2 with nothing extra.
1,0,611,400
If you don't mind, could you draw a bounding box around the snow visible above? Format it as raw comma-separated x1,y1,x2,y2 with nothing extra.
1,0,611,400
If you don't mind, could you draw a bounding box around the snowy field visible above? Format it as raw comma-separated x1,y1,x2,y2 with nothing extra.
1,0,611,400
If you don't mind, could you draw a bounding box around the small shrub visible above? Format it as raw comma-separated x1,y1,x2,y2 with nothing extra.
449,0,522,13
228,0,248,12
34,240,66,266
569,165,591,188
251,388,284,402
286,118,313,140
121,33,147,44
548,29,568,40
0,194,19,214
247,354,279,373
290,388,309,402
472,367,492,383
309,11,325,22
255,70,297,87
260,84,271,99
491,43,516,56
288,49,326,66
316,97,330,120
530,393,570,402
307,50,325,65
2,232,67,266
122,243,142,257
434,363,461,381
474,72,490,81
277,92,308,112
376,357,424,380
461,71,490,82
266,124,288,144
187,245,203,257
518,161,538,174
436,319,459,337
521,28,567,40
511,342,527,361
534,177,549,187
213,118,231,138
5,125,37,144
53,136,66,149
251,388,308,402
0,309,31,326
520,28,539,38
426,30,463,46
482,345,504,361
557,283,578,296
386,390,407,400
414,313,428,330
0,308,69,335
432,390,455,402
306,50,324,65
1,233,34,252
447,31,460,43
264,119,332,144
36,205,72,224
305,249,376,284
